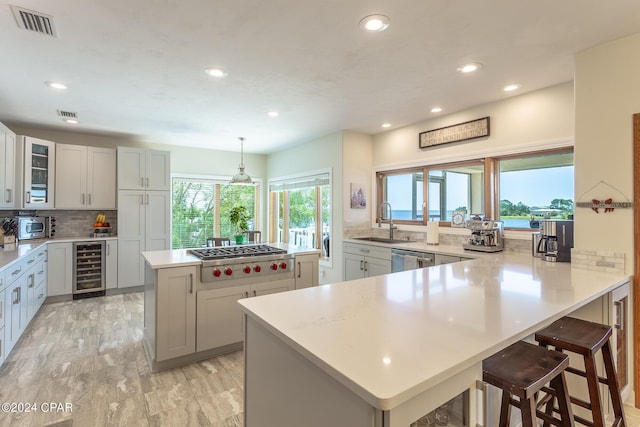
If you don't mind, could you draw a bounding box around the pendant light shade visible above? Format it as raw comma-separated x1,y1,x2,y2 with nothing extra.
230,137,253,185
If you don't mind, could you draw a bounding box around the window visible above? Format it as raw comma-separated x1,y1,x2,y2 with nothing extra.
375,148,573,230
497,150,574,229
269,173,331,259
172,176,259,249
377,161,484,225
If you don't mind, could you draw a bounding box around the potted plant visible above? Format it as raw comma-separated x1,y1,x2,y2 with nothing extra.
229,205,250,244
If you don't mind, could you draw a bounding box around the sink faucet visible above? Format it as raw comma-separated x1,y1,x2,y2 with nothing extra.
378,202,398,239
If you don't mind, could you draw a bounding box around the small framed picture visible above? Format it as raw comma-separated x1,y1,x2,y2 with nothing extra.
350,183,366,209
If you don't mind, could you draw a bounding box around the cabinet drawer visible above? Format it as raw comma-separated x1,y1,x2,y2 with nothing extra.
343,243,391,260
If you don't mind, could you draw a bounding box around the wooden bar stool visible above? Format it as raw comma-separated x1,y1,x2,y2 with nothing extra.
535,316,626,427
483,340,575,427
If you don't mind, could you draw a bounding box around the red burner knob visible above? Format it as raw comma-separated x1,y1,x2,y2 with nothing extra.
253,265,262,273
243,266,251,274
280,262,288,269
270,263,278,271
213,269,222,277
224,268,233,276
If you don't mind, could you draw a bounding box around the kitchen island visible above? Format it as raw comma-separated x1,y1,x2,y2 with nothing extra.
238,252,631,426
141,243,320,372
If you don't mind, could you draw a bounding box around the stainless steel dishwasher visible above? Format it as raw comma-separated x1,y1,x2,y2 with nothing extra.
391,249,435,272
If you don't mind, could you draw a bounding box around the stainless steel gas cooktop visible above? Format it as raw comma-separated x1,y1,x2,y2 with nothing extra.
188,244,287,261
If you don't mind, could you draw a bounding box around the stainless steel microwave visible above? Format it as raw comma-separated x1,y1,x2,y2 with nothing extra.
17,216,53,240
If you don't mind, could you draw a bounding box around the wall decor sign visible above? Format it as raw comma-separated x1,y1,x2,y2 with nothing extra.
419,116,490,149
575,180,633,213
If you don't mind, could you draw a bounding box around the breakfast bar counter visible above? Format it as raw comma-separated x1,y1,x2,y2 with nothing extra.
238,253,631,426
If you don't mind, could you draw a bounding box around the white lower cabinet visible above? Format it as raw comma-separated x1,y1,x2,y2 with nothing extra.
197,285,249,352
344,243,391,280
294,253,319,289
47,242,73,296
196,279,295,352
155,266,196,361
106,239,118,289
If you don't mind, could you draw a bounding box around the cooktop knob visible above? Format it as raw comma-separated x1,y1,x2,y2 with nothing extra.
270,263,278,271
280,262,287,269
224,268,233,276
243,266,251,274
253,265,262,273
213,269,222,277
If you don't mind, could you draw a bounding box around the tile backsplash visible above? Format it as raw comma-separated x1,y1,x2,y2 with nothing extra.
1,209,118,239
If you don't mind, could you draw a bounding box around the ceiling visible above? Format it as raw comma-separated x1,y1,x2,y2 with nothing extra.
1,1,640,155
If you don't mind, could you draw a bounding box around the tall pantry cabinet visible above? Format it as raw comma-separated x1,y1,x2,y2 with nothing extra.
117,148,171,288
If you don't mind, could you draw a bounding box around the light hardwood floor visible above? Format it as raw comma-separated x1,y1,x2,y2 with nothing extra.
0,293,638,427
0,293,243,426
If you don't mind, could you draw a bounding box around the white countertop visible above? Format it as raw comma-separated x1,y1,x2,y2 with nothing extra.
238,252,630,410
142,243,321,269
0,236,117,271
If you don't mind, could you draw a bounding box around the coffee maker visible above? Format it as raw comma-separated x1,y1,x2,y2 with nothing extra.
463,219,504,252
535,219,574,262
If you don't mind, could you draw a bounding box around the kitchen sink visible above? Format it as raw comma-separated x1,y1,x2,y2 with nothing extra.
351,237,415,244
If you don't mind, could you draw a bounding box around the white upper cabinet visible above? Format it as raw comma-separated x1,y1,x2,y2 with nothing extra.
117,147,170,190
55,144,116,209
17,136,56,209
0,123,16,209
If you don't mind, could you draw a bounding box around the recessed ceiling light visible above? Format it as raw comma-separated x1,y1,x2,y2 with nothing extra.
359,14,390,32
267,111,279,117
46,81,67,90
456,63,482,73
431,107,443,113
64,118,78,124
503,84,521,92
381,123,391,128
204,67,228,78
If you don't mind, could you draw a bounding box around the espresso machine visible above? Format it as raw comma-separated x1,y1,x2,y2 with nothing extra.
535,219,573,262
463,219,504,252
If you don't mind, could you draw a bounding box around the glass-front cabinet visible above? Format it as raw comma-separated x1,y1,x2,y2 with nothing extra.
21,136,55,208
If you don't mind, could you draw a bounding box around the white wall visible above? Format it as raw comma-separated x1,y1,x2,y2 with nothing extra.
574,33,640,271
266,131,344,284
372,82,574,169
342,131,374,234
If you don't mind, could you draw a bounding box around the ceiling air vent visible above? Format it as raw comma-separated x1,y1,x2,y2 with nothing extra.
11,5,58,37
57,110,78,122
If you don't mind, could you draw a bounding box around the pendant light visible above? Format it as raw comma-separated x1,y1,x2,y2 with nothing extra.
230,137,253,184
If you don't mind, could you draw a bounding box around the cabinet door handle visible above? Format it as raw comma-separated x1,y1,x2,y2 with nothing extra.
614,300,624,330
297,262,301,278
28,273,34,288
245,291,249,298
82,193,85,205
140,177,144,187
146,194,149,205
253,290,257,297
189,273,194,294
12,267,22,275
140,194,144,205
88,193,91,205
360,260,364,271
146,177,150,187
364,261,368,272
26,191,30,203
360,248,370,253
27,259,35,264
12,288,19,304
5,188,10,203
107,244,110,256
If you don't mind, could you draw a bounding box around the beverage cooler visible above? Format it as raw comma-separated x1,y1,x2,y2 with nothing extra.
73,241,106,299
410,392,469,426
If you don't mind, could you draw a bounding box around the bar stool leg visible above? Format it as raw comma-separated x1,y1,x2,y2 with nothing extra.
551,372,575,427
602,340,627,426
520,396,537,427
499,391,511,427
584,354,605,427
